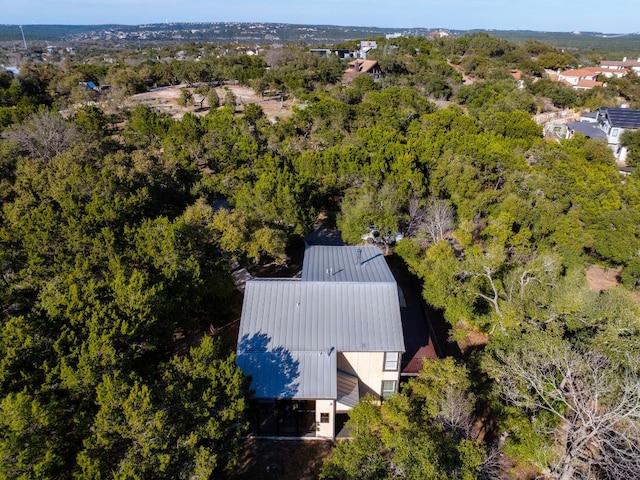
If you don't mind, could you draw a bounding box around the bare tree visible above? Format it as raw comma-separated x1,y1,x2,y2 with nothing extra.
486,339,640,480
4,111,79,162
404,195,427,237
420,198,455,244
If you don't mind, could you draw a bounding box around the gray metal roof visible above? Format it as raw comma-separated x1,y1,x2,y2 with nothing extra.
236,350,336,399
302,245,396,283
337,370,360,409
237,279,404,399
598,107,640,128
239,280,404,352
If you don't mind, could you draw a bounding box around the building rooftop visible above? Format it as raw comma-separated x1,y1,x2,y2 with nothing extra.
301,245,395,283
598,107,640,128
568,121,607,139
239,280,404,354
601,58,640,68
237,246,405,400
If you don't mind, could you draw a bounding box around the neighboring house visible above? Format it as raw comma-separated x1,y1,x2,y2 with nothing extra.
565,121,607,140
343,59,382,84
595,107,640,161
557,67,606,90
599,57,640,77
309,48,353,59
236,245,405,439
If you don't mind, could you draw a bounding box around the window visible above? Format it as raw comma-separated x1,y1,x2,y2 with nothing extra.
384,352,399,371
320,413,330,423
612,128,620,138
381,380,397,400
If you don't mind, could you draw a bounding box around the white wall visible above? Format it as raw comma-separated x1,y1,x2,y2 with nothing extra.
338,351,401,401
315,399,335,439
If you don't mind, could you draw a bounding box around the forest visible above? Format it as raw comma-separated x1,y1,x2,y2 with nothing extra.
1,31,640,479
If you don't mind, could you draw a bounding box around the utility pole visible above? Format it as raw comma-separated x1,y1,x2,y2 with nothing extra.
19,25,27,50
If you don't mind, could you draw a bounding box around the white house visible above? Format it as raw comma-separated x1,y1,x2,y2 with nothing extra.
236,245,405,439
557,67,606,90
599,57,640,77
595,107,640,162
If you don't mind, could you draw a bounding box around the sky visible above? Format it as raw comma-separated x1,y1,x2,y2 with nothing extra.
2,0,640,34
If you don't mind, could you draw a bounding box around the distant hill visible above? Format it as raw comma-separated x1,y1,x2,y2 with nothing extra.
0,23,422,45
1,22,640,53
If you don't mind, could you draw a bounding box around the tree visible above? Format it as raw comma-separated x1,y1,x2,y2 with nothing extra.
621,129,640,166
77,337,249,479
621,257,640,289
0,391,65,479
420,198,456,245
159,336,249,478
224,88,237,109
484,332,640,480
4,110,79,161
207,87,220,109
178,88,193,107
321,358,485,480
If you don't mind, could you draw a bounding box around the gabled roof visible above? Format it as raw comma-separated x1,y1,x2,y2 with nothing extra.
239,280,404,353
236,349,336,399
237,245,404,400
238,279,404,399
302,245,395,283
598,107,640,128
571,79,605,89
558,66,605,78
346,59,379,73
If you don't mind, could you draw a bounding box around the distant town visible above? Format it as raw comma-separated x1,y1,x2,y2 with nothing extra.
1,22,640,49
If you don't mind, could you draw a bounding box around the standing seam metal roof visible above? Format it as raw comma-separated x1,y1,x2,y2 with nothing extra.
237,246,404,400
239,280,404,352
302,245,395,282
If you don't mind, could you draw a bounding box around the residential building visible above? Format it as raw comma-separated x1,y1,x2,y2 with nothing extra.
236,245,405,439
599,57,640,77
595,107,640,161
343,59,382,84
557,67,606,90
565,121,607,140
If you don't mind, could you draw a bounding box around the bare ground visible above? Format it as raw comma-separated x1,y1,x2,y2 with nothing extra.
585,264,621,292
126,84,295,122
230,438,333,480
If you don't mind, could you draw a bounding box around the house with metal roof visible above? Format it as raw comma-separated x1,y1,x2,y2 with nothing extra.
236,245,405,439
595,107,640,161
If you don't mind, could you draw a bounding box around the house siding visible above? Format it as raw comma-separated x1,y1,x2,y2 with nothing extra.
338,351,401,402
315,399,335,439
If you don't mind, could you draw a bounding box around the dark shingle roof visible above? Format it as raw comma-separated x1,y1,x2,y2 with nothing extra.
568,121,606,139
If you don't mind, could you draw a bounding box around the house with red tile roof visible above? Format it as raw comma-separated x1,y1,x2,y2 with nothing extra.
557,67,606,90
